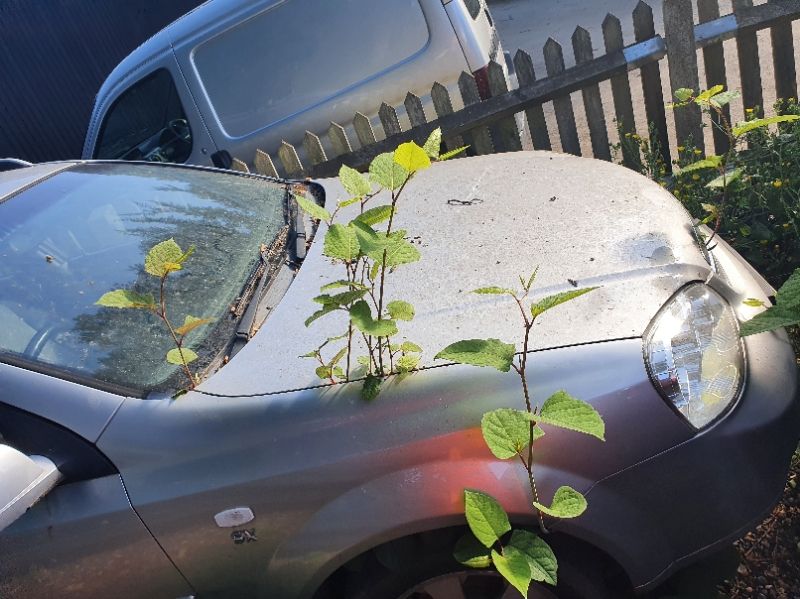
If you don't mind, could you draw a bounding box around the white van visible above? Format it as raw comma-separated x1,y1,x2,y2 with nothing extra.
82,0,505,170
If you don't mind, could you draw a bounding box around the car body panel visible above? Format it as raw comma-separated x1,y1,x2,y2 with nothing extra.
201,151,712,397
97,339,692,597
0,474,193,598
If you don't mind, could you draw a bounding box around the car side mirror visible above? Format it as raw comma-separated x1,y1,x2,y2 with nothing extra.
0,444,61,532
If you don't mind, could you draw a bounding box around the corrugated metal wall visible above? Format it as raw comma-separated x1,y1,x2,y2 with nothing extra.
0,0,204,163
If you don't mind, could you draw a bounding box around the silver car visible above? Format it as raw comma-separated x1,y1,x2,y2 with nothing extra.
0,153,797,598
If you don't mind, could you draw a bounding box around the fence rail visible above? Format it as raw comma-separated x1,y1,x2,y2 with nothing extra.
238,0,800,180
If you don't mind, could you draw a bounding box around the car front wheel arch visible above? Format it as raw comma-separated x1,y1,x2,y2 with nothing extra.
312,525,633,599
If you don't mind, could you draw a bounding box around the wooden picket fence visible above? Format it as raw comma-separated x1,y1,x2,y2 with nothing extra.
232,0,800,179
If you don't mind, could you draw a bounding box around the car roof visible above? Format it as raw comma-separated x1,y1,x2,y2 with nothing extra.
0,163,76,203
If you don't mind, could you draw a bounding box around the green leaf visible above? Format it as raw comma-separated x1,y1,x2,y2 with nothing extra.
434,338,516,372
320,280,368,292
324,224,360,262
361,374,382,401
352,222,421,266
396,354,420,372
313,289,367,307
743,298,765,308
353,204,394,227
453,532,492,569
339,164,371,197
299,349,319,359
709,89,740,108
525,267,539,291
507,530,557,585
492,548,531,597
472,286,515,296
481,408,535,459
328,346,348,367
776,268,800,309
338,196,362,208
96,289,156,310
349,300,398,337
677,155,722,174
369,152,409,190
732,114,800,137
175,315,211,336
166,347,198,365
695,85,724,103
394,141,431,173
464,489,511,548
305,303,339,327
145,239,187,277
538,390,605,440
439,146,469,161
315,365,334,380
387,300,414,321
533,486,587,519
295,194,331,222
674,88,695,102
740,306,800,337
400,341,422,353
531,287,597,319
706,167,742,189
423,128,442,159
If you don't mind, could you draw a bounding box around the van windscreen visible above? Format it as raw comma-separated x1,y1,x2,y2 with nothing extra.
193,0,429,138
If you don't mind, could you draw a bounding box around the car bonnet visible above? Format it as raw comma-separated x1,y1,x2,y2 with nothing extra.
201,151,712,396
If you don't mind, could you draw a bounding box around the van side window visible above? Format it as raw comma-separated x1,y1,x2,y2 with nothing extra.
95,69,193,163
192,0,429,138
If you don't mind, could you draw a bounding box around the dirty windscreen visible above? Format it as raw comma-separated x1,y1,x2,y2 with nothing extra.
0,163,287,394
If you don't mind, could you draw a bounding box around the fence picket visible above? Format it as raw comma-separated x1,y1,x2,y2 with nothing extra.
769,0,797,103
543,38,580,155
353,112,377,148
431,81,467,151
572,27,610,160
458,72,495,155
303,131,327,166
734,0,764,115
278,141,304,177
487,60,523,151
254,149,278,178
633,1,671,167
230,158,250,173
404,92,428,128
328,122,353,158
513,49,551,150
379,102,402,138
698,0,731,154
603,13,637,167
664,0,704,153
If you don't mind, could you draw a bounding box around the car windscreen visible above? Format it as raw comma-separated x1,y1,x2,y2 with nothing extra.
0,163,288,395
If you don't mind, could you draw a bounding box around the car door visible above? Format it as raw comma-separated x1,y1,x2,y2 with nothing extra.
87,57,216,167
0,398,194,599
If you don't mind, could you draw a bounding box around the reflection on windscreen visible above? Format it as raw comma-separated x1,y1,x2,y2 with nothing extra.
0,163,287,394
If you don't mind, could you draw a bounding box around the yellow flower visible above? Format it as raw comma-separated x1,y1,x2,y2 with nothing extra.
677,145,685,152
625,132,632,138
694,149,702,155
692,174,700,181
746,108,754,114
773,179,783,188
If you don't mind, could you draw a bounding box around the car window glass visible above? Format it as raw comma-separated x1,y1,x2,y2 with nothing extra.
193,0,428,138
0,164,288,394
95,69,193,163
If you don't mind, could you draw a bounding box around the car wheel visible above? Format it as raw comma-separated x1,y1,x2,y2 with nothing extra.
339,531,618,599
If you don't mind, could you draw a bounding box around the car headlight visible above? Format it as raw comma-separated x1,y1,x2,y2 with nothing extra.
644,283,744,429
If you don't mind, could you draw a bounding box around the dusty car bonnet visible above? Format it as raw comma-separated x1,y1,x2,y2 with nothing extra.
201,151,711,397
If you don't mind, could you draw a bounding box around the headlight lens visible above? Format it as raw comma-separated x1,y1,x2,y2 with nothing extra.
644,283,744,428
